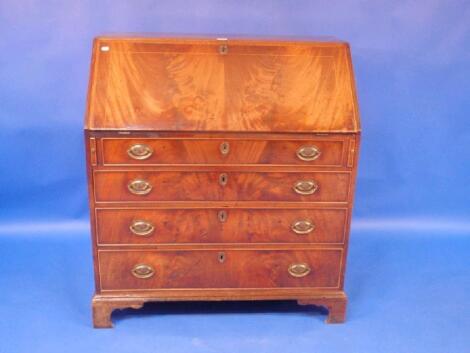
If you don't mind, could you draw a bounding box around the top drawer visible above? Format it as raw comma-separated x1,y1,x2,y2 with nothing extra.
99,138,347,166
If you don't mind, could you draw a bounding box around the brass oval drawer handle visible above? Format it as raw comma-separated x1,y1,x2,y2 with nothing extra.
297,145,321,161
127,179,152,195
291,220,315,234
129,220,155,236
293,180,318,195
131,264,155,279
288,263,311,278
127,144,153,160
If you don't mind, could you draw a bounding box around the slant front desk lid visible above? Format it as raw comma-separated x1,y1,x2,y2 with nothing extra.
85,36,360,133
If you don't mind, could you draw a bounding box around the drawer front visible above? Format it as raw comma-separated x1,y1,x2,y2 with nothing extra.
101,138,346,166
96,208,347,244
98,249,342,290
93,171,350,202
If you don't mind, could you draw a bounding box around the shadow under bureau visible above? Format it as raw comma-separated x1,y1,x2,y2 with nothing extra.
84,35,361,328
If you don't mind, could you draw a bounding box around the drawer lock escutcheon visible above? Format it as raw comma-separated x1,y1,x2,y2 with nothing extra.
218,210,228,222
219,44,228,55
218,252,226,263
291,220,315,235
293,180,318,195
219,173,228,186
288,263,311,278
296,145,321,161
220,141,230,156
131,264,155,279
127,179,152,195
127,144,153,160
129,220,155,236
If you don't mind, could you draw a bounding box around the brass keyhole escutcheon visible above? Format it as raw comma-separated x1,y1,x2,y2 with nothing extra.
219,173,228,186
218,210,228,222
220,141,230,156
218,252,226,263
219,44,228,54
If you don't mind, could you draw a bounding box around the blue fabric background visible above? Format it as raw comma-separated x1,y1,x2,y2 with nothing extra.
0,1,468,352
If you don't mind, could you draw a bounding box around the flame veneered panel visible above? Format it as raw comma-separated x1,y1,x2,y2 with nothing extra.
86,38,359,132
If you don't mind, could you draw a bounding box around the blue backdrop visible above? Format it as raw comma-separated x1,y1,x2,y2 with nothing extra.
0,1,468,353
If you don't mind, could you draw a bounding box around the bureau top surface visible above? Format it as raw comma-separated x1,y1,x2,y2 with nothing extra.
85,35,360,133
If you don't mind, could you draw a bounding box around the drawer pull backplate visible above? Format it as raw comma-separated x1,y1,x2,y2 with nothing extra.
291,220,315,234
127,179,152,195
297,145,321,161
129,220,155,236
288,263,311,278
127,144,153,160
293,180,318,195
131,264,155,279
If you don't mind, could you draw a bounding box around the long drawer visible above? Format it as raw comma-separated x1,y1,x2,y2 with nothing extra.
100,138,347,166
96,208,347,244
93,171,351,202
98,249,343,290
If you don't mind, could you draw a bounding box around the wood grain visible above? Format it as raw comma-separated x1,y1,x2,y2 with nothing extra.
96,208,347,244
93,170,350,202
92,289,347,327
100,137,346,166
98,249,342,290
84,35,361,327
85,37,359,132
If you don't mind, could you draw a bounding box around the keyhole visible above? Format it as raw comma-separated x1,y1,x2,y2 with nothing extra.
218,210,228,222
219,44,228,55
218,252,226,263
220,141,230,156
219,173,228,186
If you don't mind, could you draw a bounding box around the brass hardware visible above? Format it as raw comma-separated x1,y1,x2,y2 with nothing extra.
293,180,318,195
127,144,153,160
219,44,228,54
218,252,226,263
129,220,155,236
288,263,311,278
131,264,155,279
297,145,321,161
218,210,228,222
291,220,315,234
220,141,230,156
219,173,228,186
128,179,152,195
100,45,110,52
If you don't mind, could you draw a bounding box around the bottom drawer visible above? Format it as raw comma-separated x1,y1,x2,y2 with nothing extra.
98,249,342,291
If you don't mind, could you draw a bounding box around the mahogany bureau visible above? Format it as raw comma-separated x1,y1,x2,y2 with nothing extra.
84,35,361,328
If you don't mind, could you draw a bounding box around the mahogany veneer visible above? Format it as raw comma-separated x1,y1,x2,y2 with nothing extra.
95,208,347,245
85,35,360,328
98,249,343,290
93,170,351,202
